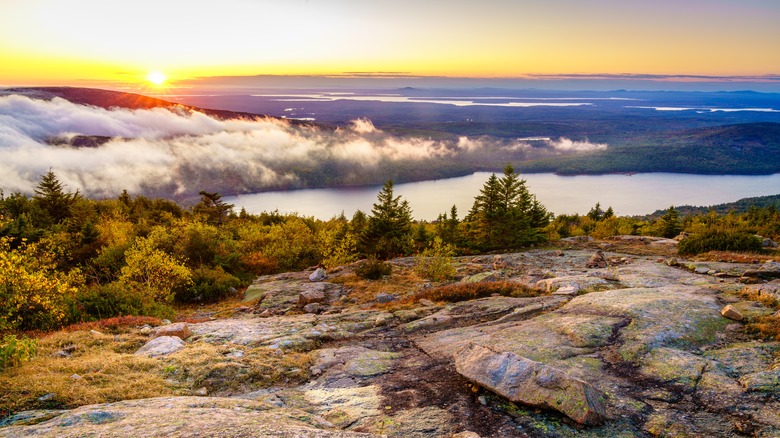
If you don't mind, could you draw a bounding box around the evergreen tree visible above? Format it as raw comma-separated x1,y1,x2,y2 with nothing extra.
33,170,79,225
587,202,604,221
436,204,461,246
361,180,413,259
465,164,550,250
193,191,234,225
659,206,682,238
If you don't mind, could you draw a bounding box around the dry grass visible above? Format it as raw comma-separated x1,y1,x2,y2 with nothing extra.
1,325,313,417
747,314,780,342
165,343,312,394
692,250,778,263
0,330,174,417
329,265,426,307
174,291,249,323
740,286,780,342
413,281,542,303
62,315,163,334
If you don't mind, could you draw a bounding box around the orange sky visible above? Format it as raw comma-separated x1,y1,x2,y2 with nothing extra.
1,0,779,88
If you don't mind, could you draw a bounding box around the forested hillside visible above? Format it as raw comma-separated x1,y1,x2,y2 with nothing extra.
518,122,780,175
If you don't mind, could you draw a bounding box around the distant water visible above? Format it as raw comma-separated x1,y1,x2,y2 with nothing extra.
224,172,780,220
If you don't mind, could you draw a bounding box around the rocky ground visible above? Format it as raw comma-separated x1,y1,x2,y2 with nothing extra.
2,238,780,437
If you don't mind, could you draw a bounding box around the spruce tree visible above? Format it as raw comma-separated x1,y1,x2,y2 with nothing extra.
465,164,550,250
660,206,682,238
33,170,79,225
361,180,413,259
193,191,234,225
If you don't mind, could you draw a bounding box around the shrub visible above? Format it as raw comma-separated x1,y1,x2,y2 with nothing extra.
414,237,456,281
240,251,279,275
178,266,241,303
417,281,539,303
678,231,763,256
355,257,392,280
262,218,320,271
0,334,38,370
64,283,175,323
119,237,192,303
0,238,75,331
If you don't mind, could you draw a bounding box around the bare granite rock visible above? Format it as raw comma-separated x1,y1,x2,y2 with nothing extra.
134,336,185,358
152,322,191,340
454,344,606,425
0,397,376,437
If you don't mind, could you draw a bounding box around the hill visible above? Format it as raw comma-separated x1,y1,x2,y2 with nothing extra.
646,193,780,217
3,86,274,121
518,122,780,175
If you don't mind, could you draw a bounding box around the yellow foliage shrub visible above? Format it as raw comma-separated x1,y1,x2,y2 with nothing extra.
0,237,76,331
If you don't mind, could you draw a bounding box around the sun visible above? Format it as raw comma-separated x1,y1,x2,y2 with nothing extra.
146,70,167,86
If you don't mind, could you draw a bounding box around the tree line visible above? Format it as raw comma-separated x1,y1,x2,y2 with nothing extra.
2,166,779,334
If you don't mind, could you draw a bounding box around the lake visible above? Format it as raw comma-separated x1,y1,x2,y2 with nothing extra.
225,172,780,220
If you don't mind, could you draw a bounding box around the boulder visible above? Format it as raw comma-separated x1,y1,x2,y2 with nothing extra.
152,322,191,340
298,289,326,308
303,303,321,314
453,344,606,425
461,271,504,283
309,267,327,282
134,336,185,358
375,292,396,303
721,305,744,321
586,251,607,268
492,255,508,270
552,285,579,296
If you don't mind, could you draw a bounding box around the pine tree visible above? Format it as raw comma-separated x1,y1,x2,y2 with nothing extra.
361,180,413,259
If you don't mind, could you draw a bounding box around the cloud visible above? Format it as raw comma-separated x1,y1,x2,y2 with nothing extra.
546,137,608,152
0,94,608,199
0,95,464,198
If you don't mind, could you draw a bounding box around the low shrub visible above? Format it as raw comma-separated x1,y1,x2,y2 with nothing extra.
179,266,241,303
414,237,456,282
355,257,392,280
417,281,539,303
0,334,38,370
678,231,763,256
65,283,175,323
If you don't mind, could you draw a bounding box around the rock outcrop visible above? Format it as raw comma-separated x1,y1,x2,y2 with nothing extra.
454,344,606,425
5,247,780,437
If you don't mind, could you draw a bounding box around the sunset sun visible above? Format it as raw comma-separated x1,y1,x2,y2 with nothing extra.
146,70,167,86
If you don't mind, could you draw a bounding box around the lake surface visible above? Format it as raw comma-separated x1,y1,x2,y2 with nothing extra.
225,172,780,220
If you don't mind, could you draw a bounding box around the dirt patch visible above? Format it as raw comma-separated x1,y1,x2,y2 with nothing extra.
377,336,524,437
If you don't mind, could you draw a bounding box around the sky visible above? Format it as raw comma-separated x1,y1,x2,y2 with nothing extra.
1,0,779,89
